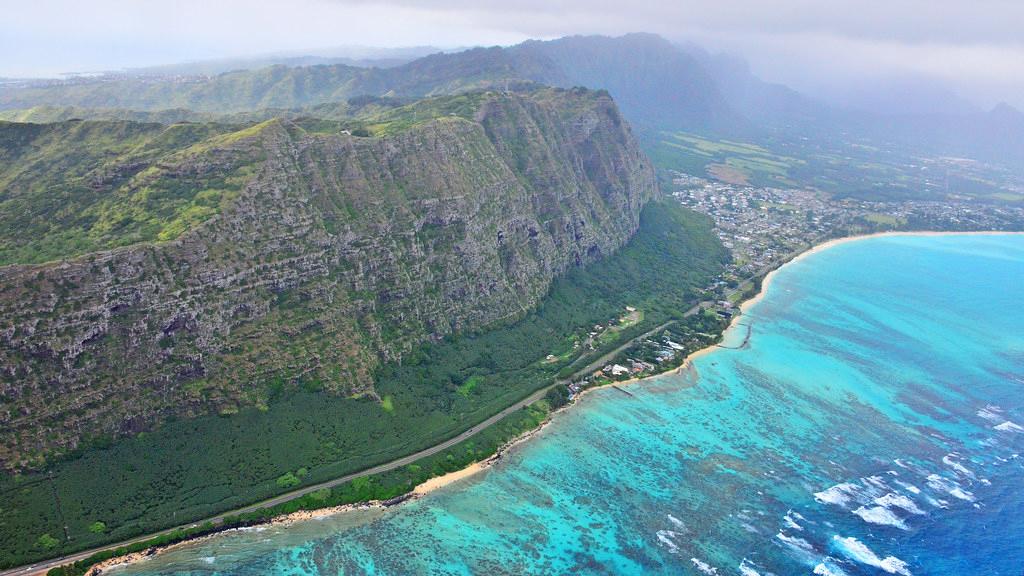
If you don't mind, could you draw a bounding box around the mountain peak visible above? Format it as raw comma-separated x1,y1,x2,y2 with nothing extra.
991,101,1023,118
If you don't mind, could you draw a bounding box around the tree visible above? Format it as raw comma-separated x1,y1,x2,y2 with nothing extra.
276,472,300,489
36,533,59,550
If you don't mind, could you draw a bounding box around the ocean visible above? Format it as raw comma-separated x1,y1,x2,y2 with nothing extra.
113,234,1024,575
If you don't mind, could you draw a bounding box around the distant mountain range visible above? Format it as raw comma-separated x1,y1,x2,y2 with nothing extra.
120,45,450,76
1,33,1021,174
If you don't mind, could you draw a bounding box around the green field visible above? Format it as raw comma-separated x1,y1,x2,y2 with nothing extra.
644,131,802,188
642,129,1024,204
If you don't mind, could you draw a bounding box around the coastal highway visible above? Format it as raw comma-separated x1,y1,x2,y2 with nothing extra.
0,382,556,576
2,314,688,576
1,304,724,576
5,251,796,576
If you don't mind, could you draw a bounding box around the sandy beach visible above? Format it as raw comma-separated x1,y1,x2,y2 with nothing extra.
413,461,489,495
78,229,1024,575
283,230,1024,509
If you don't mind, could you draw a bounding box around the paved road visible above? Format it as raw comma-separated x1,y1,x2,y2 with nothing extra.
2,302,723,576
5,251,802,576
0,382,556,576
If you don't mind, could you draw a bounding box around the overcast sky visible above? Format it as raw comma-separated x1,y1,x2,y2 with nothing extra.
4,0,1023,110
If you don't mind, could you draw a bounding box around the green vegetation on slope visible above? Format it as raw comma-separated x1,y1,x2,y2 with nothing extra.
0,119,263,265
0,201,727,569
1,87,654,476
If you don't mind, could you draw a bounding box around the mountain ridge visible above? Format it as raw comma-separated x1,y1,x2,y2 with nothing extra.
0,87,656,470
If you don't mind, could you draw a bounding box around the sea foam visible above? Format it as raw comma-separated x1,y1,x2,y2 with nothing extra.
977,407,1003,422
926,474,975,502
813,560,850,576
655,530,682,554
783,510,804,531
875,492,925,515
942,454,976,479
690,557,719,575
832,536,911,575
852,506,907,529
814,483,859,507
994,421,1024,433
667,514,687,531
894,480,921,494
738,558,764,576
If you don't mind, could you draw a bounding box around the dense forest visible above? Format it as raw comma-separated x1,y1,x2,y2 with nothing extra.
0,201,727,568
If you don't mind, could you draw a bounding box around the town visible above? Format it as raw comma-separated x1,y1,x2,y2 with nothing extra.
673,172,1024,288
567,172,1024,393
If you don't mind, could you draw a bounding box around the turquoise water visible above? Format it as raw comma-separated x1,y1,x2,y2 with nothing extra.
116,234,1024,575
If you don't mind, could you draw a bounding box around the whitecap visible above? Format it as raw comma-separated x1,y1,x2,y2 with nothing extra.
862,476,890,496
814,483,860,507
655,530,681,553
977,407,1003,422
690,557,719,574
783,510,804,531
995,421,1024,433
738,558,766,576
894,480,921,494
926,474,975,502
832,536,911,575
942,454,976,479
949,487,976,502
875,492,925,515
201,556,216,564
852,506,908,529
776,531,816,555
667,514,687,531
814,560,850,576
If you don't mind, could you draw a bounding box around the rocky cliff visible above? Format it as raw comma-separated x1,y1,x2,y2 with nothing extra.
0,88,656,469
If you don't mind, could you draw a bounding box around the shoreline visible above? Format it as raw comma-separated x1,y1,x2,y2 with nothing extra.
710,230,1024,349
78,229,1024,575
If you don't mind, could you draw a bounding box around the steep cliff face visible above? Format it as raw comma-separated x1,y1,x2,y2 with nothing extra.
0,88,656,469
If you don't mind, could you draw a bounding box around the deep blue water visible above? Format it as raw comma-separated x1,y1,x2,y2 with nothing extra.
115,234,1024,575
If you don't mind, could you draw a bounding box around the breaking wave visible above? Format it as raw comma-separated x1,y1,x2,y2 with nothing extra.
832,536,911,575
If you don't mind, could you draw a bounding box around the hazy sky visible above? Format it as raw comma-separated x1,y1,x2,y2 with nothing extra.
4,0,1023,110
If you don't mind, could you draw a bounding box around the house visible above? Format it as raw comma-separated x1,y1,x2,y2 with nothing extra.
611,364,630,377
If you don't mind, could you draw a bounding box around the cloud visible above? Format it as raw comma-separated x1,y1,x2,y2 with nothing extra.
331,0,1024,46
2,0,1021,109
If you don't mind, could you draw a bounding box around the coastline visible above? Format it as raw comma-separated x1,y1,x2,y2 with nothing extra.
76,229,1024,576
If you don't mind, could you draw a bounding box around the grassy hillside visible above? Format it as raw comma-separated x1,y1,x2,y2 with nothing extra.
0,119,261,264
0,201,727,568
